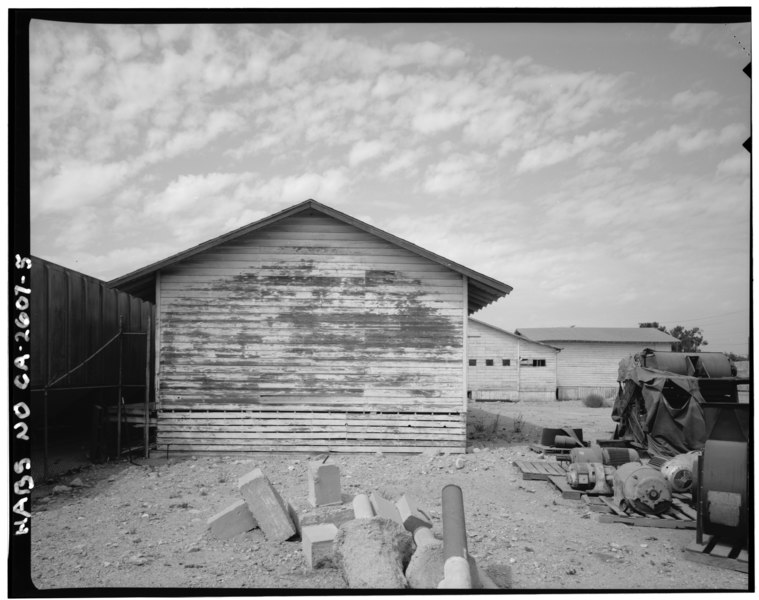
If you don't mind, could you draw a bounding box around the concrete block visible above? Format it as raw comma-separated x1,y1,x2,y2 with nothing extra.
307,462,341,507
287,499,355,536
301,523,338,569
396,494,432,533
352,494,374,518
238,468,296,542
206,499,258,539
370,492,403,524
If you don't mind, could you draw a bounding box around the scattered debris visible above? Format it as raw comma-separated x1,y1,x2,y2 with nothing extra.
238,468,296,542
206,499,258,540
333,517,413,588
301,523,338,569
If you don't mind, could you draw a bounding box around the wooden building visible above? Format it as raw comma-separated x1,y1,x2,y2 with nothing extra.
467,319,559,401
515,327,678,401
109,200,512,454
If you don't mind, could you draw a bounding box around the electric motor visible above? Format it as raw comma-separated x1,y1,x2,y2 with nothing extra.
566,462,614,493
661,451,699,493
570,446,639,466
613,462,672,515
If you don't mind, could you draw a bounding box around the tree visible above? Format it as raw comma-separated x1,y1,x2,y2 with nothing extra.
668,325,708,352
638,322,708,352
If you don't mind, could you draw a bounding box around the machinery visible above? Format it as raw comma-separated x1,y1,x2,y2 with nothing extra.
696,403,749,546
566,462,615,494
568,446,639,467
612,462,672,515
565,446,641,492
612,350,747,458
660,451,699,493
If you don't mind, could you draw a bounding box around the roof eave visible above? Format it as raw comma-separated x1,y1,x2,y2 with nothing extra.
108,199,514,301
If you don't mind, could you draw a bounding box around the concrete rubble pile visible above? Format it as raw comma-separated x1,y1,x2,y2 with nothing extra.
206,457,507,589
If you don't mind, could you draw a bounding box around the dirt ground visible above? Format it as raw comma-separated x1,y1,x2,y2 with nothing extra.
28,400,750,592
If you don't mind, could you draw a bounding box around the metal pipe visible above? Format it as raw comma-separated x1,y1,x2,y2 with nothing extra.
441,484,467,560
32,384,145,392
439,484,472,588
44,331,121,389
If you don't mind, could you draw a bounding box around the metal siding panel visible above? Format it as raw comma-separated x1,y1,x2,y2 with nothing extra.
30,260,47,387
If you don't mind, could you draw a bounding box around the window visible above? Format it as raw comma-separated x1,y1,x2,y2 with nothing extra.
502,359,510,366
485,359,494,366
468,359,477,366
533,359,546,367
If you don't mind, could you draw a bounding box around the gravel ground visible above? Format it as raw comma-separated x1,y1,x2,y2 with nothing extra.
28,401,750,592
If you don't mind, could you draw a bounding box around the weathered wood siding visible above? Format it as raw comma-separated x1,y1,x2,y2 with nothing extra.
157,210,466,453
466,320,557,402
553,341,673,401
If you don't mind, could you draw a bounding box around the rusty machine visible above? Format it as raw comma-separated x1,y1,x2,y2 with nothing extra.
564,445,674,514
610,349,750,535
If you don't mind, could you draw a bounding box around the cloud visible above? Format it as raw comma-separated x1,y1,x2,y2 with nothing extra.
412,108,466,135
671,89,721,111
379,149,424,177
31,160,133,214
423,153,487,195
669,24,707,46
371,71,408,98
717,152,750,177
100,25,143,60
348,139,391,167
516,129,622,173
144,172,247,217
677,123,747,153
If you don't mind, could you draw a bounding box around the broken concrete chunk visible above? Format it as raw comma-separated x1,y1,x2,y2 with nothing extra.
308,462,341,507
301,523,338,569
352,494,374,519
370,492,403,525
334,517,413,588
396,494,432,533
207,499,258,539
238,468,295,542
405,536,444,588
287,499,355,536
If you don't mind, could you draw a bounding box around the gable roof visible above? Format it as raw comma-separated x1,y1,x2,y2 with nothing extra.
108,199,513,313
515,327,678,344
469,319,561,352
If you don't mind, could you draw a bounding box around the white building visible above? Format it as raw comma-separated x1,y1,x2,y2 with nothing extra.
467,319,560,401
515,327,678,401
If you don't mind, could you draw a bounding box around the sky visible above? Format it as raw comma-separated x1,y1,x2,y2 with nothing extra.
28,16,752,356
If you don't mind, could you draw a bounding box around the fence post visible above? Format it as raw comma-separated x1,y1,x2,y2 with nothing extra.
144,315,151,458
117,316,123,457
43,389,49,481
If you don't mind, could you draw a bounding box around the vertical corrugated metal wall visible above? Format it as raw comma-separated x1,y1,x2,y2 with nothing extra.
30,257,155,470
31,257,154,391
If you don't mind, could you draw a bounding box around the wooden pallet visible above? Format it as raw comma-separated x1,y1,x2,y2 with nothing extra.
530,444,576,456
684,536,749,574
513,460,568,481
592,496,696,529
546,475,613,500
